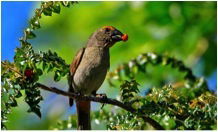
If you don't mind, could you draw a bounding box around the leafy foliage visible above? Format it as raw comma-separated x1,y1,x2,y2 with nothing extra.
91,81,216,130
1,1,77,129
108,52,198,89
101,52,216,130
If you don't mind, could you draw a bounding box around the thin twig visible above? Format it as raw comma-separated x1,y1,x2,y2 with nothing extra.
36,83,164,130
1,62,24,77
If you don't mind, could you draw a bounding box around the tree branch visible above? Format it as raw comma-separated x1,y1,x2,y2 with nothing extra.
36,83,164,130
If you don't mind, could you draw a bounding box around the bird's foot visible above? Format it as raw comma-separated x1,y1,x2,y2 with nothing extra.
75,92,82,97
92,92,107,109
92,91,107,99
95,93,107,99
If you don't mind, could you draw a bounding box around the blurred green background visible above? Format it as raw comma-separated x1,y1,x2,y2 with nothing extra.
3,1,216,129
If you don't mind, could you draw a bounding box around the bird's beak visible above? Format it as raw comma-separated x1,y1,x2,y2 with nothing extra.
111,30,128,42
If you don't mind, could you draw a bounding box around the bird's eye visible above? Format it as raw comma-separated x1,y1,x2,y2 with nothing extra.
105,28,110,32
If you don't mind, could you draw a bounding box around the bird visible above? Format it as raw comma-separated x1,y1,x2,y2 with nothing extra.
68,26,128,130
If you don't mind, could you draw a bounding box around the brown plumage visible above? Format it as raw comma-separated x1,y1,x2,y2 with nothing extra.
68,26,128,130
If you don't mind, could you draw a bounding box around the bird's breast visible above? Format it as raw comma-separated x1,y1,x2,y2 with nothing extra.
73,47,110,95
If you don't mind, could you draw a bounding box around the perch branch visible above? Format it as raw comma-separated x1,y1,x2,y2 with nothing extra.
36,83,164,130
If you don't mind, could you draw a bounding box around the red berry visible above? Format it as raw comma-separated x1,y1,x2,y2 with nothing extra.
24,69,33,78
122,34,128,42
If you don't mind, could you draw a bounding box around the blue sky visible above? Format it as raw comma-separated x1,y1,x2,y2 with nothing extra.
2,1,36,61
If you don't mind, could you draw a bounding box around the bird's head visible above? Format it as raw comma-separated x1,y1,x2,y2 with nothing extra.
87,26,128,48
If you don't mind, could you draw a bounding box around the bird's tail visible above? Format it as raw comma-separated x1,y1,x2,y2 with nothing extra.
68,73,75,106
69,87,74,106
76,100,91,130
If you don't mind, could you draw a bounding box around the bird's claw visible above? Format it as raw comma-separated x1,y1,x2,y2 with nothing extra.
75,92,82,97
95,93,107,99
94,93,107,109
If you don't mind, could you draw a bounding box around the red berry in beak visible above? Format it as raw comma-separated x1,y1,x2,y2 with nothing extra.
122,34,128,42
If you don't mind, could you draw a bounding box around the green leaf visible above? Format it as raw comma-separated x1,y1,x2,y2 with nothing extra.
34,8,42,18
43,7,52,16
27,107,41,118
61,1,70,7
54,70,61,82
52,3,61,14
71,1,78,5
15,91,22,98
36,69,43,76
47,63,53,73
1,93,9,102
8,98,17,107
131,102,143,110
42,61,48,70
30,17,40,29
161,115,176,129
25,28,36,39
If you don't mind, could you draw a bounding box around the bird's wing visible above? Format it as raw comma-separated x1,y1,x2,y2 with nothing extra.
70,47,86,77
68,47,85,106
